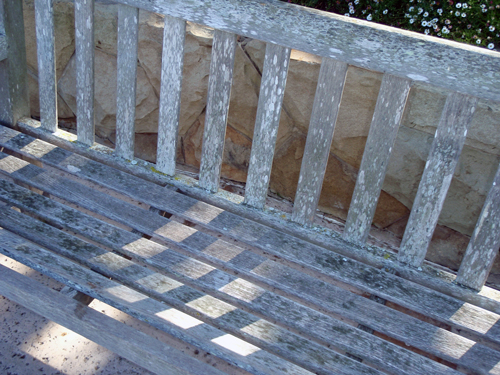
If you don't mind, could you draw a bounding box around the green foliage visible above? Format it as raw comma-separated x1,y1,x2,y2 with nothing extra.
284,0,500,50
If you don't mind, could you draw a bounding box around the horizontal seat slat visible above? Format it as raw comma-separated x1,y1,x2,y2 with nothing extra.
34,0,57,132
0,262,224,375
199,30,237,192
343,74,410,244
115,4,139,159
0,207,381,375
156,15,185,176
75,0,95,146
1,125,500,353
399,92,478,267
292,58,347,225
457,162,500,290
244,43,290,209
0,178,464,375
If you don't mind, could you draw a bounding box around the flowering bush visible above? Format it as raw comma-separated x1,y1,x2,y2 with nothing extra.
285,0,500,50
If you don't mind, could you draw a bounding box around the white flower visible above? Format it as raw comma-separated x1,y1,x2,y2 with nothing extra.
481,4,486,8
425,29,430,35
418,7,423,14
461,12,466,17
433,18,438,22
367,14,372,20
433,24,439,29
409,6,414,11
350,8,355,13
437,8,443,14
488,43,495,49
422,20,428,27
442,26,450,34
423,11,429,17
383,9,388,14
410,18,415,24
482,8,487,13
455,11,460,16
456,3,461,8
462,3,468,8
345,13,350,17
354,0,359,4
490,26,496,32
476,39,481,44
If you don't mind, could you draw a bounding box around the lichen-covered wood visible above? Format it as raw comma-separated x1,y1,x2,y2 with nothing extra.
292,58,347,225
398,93,478,267
34,0,57,132
343,75,410,244
75,0,95,145
156,15,186,176
244,43,290,209
199,30,236,192
120,0,500,102
115,4,139,159
456,162,500,290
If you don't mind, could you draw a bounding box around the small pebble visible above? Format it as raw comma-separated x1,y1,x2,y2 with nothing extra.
223,227,228,231
131,160,138,165
417,267,422,271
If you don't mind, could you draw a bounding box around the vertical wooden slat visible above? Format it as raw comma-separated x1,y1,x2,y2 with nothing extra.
291,58,348,225
1,0,30,126
398,92,478,267
198,30,236,192
244,43,290,209
343,75,411,244
115,4,139,159
75,0,95,146
156,15,186,176
34,0,57,132
456,162,500,290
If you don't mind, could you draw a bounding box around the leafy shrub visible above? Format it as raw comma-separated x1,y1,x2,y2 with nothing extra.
284,0,500,50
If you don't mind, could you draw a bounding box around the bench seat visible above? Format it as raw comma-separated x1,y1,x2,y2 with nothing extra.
1,124,500,375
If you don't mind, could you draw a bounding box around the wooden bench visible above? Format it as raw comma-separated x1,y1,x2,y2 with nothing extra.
1,0,500,374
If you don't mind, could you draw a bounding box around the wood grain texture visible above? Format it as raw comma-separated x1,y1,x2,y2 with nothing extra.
156,15,185,176
115,4,139,159
398,93,478,267
13,120,500,317
0,34,7,61
75,0,95,145
34,0,57,132
456,162,500,290
3,138,500,354
2,0,30,125
0,60,11,125
0,179,463,375
199,30,236,192
115,0,500,102
292,58,347,225
0,209,379,375
0,263,225,375
343,75,410,244
244,43,290,209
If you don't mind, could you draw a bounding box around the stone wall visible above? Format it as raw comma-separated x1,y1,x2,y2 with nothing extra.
22,0,500,281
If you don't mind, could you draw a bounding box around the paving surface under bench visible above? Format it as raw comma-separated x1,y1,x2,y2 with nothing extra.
0,125,499,375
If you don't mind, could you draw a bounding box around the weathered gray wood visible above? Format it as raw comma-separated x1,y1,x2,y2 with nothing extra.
244,43,290,209
0,176,498,374
0,229,288,375
292,58,347,225
0,263,225,375
2,0,30,125
34,0,57,132
0,179,464,375
0,60,10,125
117,0,500,103
75,0,95,146
115,4,139,159
3,128,500,349
399,93,478,267
456,162,500,290
0,34,7,61
13,120,500,316
156,15,185,176
2,139,500,354
0,210,379,375
199,30,236,192
343,75,410,244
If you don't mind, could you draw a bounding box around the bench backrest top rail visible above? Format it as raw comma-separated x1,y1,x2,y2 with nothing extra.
121,0,500,103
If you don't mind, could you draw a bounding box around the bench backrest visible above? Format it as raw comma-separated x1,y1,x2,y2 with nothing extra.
2,0,500,291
